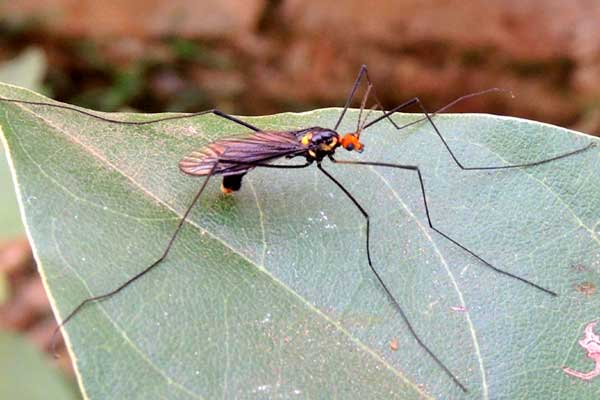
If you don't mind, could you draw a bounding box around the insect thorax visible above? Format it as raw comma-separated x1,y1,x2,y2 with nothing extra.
297,127,341,161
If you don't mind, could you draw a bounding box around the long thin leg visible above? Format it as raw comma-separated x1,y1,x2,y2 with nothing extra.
364,88,510,131
317,162,468,393
334,65,400,131
329,157,557,296
362,96,595,170
51,158,312,352
0,97,262,132
51,162,219,353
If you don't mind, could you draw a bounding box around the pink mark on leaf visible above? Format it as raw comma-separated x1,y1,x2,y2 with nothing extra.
450,306,468,312
563,321,600,381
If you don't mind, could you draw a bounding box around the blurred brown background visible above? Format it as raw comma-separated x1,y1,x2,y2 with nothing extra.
1,1,599,398
1,0,600,128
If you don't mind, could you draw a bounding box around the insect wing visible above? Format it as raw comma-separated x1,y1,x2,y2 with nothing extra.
179,130,305,176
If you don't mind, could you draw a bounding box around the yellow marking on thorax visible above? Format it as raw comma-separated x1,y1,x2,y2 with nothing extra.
301,132,313,145
320,137,337,151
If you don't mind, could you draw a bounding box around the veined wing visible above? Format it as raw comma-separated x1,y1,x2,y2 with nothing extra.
179,130,306,176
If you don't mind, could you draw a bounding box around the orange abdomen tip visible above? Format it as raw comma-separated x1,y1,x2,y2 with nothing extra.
220,184,234,195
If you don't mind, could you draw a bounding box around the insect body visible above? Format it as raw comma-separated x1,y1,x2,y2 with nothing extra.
179,127,362,193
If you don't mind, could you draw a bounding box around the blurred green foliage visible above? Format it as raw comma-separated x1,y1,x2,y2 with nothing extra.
0,47,46,238
0,331,79,400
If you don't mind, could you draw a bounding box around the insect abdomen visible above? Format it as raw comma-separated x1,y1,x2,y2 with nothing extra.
221,173,246,194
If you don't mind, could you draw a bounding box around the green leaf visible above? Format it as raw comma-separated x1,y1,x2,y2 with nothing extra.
0,83,599,399
0,331,79,400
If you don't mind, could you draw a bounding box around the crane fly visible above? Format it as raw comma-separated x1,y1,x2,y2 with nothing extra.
0,65,595,393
